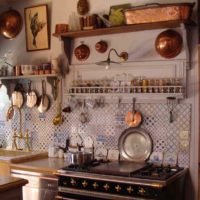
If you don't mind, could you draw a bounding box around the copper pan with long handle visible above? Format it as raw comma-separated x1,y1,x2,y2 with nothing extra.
125,98,142,127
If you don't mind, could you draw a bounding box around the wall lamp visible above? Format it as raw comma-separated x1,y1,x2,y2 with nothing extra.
96,48,128,70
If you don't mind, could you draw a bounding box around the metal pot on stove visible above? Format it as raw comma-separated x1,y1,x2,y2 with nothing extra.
67,151,93,166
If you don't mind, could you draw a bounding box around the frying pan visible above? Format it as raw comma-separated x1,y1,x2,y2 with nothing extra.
0,9,23,39
38,80,50,113
26,81,38,108
125,98,142,127
118,127,153,162
12,83,24,108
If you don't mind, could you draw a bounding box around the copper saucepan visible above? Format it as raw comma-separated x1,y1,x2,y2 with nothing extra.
0,9,23,39
155,29,183,59
125,98,142,127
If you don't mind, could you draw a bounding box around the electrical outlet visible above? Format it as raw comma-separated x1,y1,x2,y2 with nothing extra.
179,130,189,140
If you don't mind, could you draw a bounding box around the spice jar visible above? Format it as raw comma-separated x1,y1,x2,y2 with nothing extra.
38,66,44,75
15,65,21,76
43,63,51,74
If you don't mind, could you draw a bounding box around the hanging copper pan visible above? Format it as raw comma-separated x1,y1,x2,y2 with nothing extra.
0,9,23,39
155,29,183,59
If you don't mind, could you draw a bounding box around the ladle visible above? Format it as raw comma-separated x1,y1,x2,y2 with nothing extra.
53,79,63,126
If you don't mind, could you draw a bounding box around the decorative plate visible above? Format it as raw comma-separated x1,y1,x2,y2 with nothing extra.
118,128,152,162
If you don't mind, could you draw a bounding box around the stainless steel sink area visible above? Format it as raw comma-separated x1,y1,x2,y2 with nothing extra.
0,149,47,162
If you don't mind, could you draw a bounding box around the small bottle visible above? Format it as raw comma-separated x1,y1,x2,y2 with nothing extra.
15,65,21,76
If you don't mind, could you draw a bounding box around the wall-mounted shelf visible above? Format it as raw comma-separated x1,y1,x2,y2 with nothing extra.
66,86,184,101
0,74,60,98
0,74,58,80
53,20,194,64
53,20,193,39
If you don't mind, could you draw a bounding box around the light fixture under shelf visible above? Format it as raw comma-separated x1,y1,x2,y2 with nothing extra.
96,48,128,70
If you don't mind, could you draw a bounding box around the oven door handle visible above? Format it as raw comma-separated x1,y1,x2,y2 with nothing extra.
55,195,79,200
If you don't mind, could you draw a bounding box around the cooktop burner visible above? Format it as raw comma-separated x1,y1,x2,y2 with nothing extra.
131,165,184,180
62,159,109,172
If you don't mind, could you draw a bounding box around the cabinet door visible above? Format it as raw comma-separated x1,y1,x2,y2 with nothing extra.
23,186,57,200
0,162,10,175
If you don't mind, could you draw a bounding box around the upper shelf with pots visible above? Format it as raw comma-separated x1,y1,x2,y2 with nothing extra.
53,20,194,39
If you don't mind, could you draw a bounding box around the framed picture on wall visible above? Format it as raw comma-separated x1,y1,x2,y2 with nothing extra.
24,4,50,51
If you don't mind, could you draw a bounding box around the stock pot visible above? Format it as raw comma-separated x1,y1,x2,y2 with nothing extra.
67,151,92,166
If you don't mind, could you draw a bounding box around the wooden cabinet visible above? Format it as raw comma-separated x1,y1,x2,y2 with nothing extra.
0,176,28,200
0,162,10,176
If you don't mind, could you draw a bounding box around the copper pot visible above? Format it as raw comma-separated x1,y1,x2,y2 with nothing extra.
74,43,90,61
155,29,183,59
95,40,108,53
0,9,23,39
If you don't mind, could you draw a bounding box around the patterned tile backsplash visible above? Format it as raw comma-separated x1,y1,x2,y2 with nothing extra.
0,82,191,167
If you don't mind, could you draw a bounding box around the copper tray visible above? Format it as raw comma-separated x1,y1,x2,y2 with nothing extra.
124,3,195,25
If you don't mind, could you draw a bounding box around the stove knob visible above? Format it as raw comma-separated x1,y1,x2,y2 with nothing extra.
103,183,110,191
139,187,146,196
70,178,76,186
82,180,88,188
127,186,134,194
115,185,122,192
92,182,99,189
63,181,67,186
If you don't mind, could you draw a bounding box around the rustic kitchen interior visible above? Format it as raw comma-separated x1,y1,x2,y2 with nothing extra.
0,0,199,199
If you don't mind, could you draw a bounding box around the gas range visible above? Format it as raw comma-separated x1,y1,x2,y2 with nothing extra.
55,161,187,200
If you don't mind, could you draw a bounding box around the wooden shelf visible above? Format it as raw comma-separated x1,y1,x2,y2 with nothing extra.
0,74,60,98
53,20,193,39
0,74,59,80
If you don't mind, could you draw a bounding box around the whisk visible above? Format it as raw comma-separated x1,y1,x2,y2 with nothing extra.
166,97,177,123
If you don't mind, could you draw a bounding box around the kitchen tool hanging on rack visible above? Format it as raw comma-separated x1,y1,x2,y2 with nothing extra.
12,82,24,109
79,99,89,123
53,78,64,126
52,79,59,101
26,81,38,108
166,96,177,123
38,80,50,113
125,97,142,127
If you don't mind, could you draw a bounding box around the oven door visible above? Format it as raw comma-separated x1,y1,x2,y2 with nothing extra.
57,187,158,200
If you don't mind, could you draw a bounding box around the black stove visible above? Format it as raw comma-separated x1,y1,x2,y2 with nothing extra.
56,161,187,200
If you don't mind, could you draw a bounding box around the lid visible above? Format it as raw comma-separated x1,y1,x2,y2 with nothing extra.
118,128,152,162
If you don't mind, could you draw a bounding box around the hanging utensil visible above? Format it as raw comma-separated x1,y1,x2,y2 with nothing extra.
53,79,64,126
38,80,50,113
166,97,177,123
125,98,142,127
12,83,24,108
79,99,89,123
6,99,14,120
52,79,59,101
26,81,38,108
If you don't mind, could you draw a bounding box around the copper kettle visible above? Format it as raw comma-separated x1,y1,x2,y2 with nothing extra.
0,9,23,39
